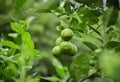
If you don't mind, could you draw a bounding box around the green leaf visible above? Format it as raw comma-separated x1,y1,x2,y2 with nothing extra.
80,33,102,48
31,54,42,60
64,1,71,12
11,22,25,34
0,80,4,82
70,14,88,32
22,32,31,41
77,7,100,25
83,77,114,82
83,42,97,51
15,0,27,9
87,24,101,36
22,32,34,50
103,7,118,27
37,0,60,12
2,41,20,49
40,76,61,82
7,48,16,56
99,49,120,81
75,0,102,7
78,7,89,15
82,10,100,25
1,68,15,78
26,76,40,82
7,62,18,75
51,57,70,81
70,53,90,80
116,11,120,29
20,20,31,31
105,41,120,49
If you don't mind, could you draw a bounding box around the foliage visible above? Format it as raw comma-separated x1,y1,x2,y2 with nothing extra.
0,20,41,82
0,0,120,82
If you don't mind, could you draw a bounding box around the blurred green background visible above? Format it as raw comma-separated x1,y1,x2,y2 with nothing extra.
1,0,120,82
0,0,79,80
0,0,61,79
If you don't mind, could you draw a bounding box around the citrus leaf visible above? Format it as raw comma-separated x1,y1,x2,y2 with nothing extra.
2,41,20,49
51,57,70,81
70,53,90,80
11,22,24,34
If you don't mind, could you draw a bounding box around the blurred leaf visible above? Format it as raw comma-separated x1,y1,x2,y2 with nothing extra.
116,11,120,29
11,22,25,34
56,7,65,13
6,56,17,64
103,7,118,27
2,41,20,49
64,1,71,12
87,24,101,36
7,62,18,75
38,13,59,27
51,57,70,81
14,34,22,45
0,80,4,82
82,10,100,25
7,48,16,56
41,76,60,82
22,32,34,49
70,53,90,80
1,68,15,78
77,7,100,26
70,14,88,32
0,55,6,63
83,42,97,51
0,0,15,14
31,54,42,60
107,0,119,9
22,32,31,42
26,76,39,82
15,0,27,9
34,49,40,55
80,33,102,48
75,0,102,7
83,77,114,82
99,49,120,81
78,7,89,15
37,0,60,12
105,41,120,49
20,20,31,31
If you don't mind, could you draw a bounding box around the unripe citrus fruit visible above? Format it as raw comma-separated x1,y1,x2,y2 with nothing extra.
69,44,77,56
52,46,61,56
55,37,63,45
61,28,73,41
60,41,73,54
